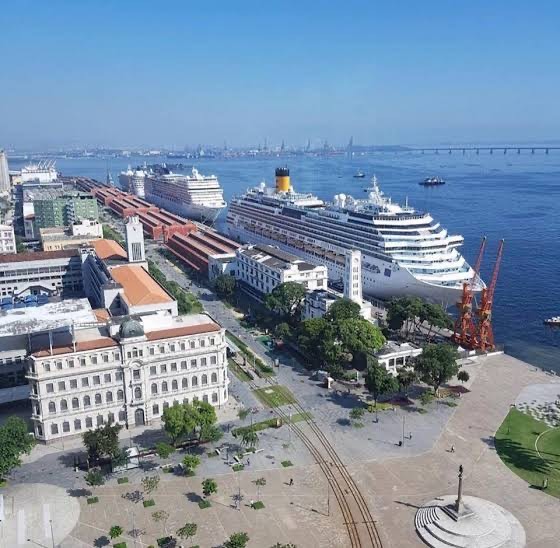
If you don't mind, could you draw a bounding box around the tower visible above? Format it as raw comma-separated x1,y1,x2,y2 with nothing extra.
344,250,362,303
125,215,145,263
275,167,291,192
0,150,9,194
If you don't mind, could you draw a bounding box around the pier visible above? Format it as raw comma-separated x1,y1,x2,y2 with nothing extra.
409,146,560,155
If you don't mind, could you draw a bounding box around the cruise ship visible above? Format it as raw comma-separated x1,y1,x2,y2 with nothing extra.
119,165,226,223
227,168,485,305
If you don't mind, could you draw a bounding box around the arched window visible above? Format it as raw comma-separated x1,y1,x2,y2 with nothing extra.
163,401,169,410
85,417,93,428
60,399,68,411
51,423,58,435
74,419,82,431
211,372,218,383
48,401,56,414
106,391,113,403
134,387,142,400
95,393,102,405
202,394,209,403
162,381,168,393
97,415,104,426
182,378,188,389
172,380,178,391
192,376,198,386
72,397,79,409
152,403,159,415
212,392,218,403
117,389,124,401
202,374,208,386
151,383,158,395
62,421,70,433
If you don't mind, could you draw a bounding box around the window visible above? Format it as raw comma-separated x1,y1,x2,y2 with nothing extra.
74,419,81,431
51,424,59,435
93,375,100,386
133,370,140,380
80,357,86,366
162,381,168,393
134,387,142,400
149,347,155,356
44,362,51,372
68,359,75,368
159,345,165,353
62,421,70,433
163,402,169,410
151,383,158,395
115,371,123,381
183,397,189,405
81,378,89,387
212,392,218,403
108,412,115,424
210,337,215,346
170,344,176,352
189,340,195,349
182,378,188,389
203,394,209,403
150,366,157,376
171,362,177,372
84,395,91,407
172,380,178,391
201,358,207,366
58,381,66,391
106,391,113,403
70,379,78,389
192,376,198,387
46,383,54,393
117,389,124,401
190,359,197,368
85,417,93,428
91,355,98,365
152,403,159,415
102,354,109,363
48,402,56,414
180,342,186,351
180,360,187,370
211,356,217,365
96,415,104,426
202,374,208,386
60,399,68,411
118,410,126,422
200,339,206,348
160,364,167,374
72,398,79,409
104,373,111,383
211,372,218,383
114,351,120,361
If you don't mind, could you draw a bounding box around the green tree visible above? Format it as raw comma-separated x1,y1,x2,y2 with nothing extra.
0,416,35,481
85,469,105,490
162,402,198,445
183,454,201,475
224,532,250,548
194,400,218,431
214,274,236,298
82,422,122,462
176,522,197,542
457,370,470,384
142,475,160,495
297,318,341,368
349,407,365,421
240,428,259,450
200,423,223,443
338,317,385,360
265,282,306,321
152,510,170,538
155,442,175,459
238,408,250,421
109,525,123,539
420,302,453,340
111,447,129,470
274,322,292,342
397,368,416,396
202,478,218,497
324,298,361,323
364,359,398,406
414,344,460,396
254,477,266,499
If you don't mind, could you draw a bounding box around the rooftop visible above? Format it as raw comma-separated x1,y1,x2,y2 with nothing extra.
111,264,173,307
376,341,420,356
0,249,79,264
240,244,319,272
92,239,127,261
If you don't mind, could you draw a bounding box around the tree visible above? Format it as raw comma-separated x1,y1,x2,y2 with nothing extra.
349,407,365,421
202,478,217,497
0,416,35,481
338,317,385,360
182,454,201,475
324,298,361,323
224,532,250,548
82,422,122,462
364,359,398,406
457,370,470,384
152,510,170,538
214,274,236,298
254,477,266,499
420,302,453,340
109,525,123,540
111,447,129,470
155,442,175,459
176,522,197,542
240,428,259,450
265,282,306,321
238,408,250,421
386,296,424,336
162,402,198,446
297,318,341,368
397,368,416,396
200,423,223,443
85,469,105,490
414,344,460,396
274,322,292,342
195,401,218,431
142,475,160,495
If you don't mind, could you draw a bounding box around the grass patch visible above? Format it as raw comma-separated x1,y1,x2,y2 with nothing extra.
233,412,311,438
232,463,245,472
226,332,275,377
253,385,296,408
281,460,293,468
366,402,394,412
496,408,560,498
353,422,365,428
143,499,156,508
102,225,125,247
440,400,458,407
86,496,99,504
113,543,127,548
251,500,265,509
198,499,211,509
228,358,253,382
117,477,129,484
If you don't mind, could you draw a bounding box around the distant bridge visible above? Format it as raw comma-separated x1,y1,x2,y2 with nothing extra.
408,146,560,155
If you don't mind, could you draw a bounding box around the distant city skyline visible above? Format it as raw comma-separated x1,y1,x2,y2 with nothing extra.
1,1,559,148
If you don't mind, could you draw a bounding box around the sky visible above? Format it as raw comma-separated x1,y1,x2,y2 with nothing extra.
1,1,559,149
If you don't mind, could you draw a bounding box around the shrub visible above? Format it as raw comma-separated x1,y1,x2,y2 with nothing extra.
143,499,156,508
251,501,265,509
87,496,99,504
198,499,211,509
117,477,129,484
281,460,293,467
155,442,175,459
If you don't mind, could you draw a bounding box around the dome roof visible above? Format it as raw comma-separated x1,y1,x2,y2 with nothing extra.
119,318,144,339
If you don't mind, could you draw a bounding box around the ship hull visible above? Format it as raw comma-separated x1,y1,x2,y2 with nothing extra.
145,191,224,223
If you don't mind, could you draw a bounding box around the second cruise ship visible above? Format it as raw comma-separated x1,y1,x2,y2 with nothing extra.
227,168,484,305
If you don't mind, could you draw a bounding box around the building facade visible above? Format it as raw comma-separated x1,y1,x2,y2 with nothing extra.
0,150,9,194
33,191,99,229
0,223,16,254
374,341,422,376
27,315,229,442
40,220,103,252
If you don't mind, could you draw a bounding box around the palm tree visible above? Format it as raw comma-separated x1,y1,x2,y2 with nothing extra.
397,368,416,397
240,428,259,450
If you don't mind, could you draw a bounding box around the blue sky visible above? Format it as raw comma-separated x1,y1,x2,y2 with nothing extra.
1,1,558,148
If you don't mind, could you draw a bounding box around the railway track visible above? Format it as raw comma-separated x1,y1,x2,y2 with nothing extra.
247,378,383,548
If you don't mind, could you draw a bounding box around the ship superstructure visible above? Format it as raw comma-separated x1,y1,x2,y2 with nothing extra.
118,166,146,198
227,168,484,305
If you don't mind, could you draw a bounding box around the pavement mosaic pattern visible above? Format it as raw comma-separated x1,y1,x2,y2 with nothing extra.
515,382,560,427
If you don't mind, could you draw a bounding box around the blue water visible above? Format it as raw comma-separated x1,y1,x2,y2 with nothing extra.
11,152,560,372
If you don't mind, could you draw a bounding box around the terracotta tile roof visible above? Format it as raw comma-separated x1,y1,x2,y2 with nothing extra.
0,249,78,264
146,322,220,341
92,239,127,261
93,308,111,322
32,337,118,357
111,265,173,307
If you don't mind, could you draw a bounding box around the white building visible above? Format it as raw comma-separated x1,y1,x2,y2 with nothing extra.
0,150,9,194
27,313,229,442
0,223,16,254
374,341,422,376
125,215,146,264
20,161,58,184
235,244,327,298
40,220,103,252
71,219,103,238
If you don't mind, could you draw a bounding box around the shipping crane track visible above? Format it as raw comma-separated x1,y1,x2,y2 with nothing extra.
247,378,383,548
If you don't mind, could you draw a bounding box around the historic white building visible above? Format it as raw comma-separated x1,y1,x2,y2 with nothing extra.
0,223,16,254
27,313,229,442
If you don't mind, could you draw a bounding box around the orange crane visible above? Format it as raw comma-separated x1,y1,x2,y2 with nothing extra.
474,239,504,352
453,237,486,348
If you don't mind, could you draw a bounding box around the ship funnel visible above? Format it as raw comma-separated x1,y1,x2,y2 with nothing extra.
275,167,291,192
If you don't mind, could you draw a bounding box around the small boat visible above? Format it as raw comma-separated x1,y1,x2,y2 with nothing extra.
354,170,366,178
419,176,446,186
544,316,560,326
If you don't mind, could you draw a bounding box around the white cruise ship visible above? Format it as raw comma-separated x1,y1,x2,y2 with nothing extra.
227,167,485,305
119,166,146,198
